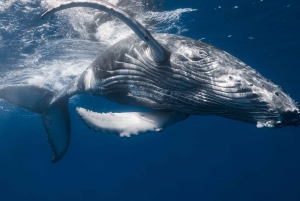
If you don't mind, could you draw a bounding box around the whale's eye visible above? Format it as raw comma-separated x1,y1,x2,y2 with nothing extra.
144,35,150,41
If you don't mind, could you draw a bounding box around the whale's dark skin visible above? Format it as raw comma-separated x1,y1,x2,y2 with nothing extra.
61,33,299,128
0,1,299,163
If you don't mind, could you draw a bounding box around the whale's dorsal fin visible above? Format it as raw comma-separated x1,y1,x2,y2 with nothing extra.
76,108,188,137
41,1,169,63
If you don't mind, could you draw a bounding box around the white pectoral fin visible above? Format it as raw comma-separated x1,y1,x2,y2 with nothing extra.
76,107,188,137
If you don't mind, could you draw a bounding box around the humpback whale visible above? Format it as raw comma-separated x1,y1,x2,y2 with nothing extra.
0,1,299,162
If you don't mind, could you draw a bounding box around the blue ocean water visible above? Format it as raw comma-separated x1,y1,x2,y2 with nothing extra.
0,0,300,200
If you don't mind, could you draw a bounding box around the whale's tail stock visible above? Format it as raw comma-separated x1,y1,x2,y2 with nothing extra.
0,85,70,163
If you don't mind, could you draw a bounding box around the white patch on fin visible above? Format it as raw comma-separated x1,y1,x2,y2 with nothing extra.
76,107,188,137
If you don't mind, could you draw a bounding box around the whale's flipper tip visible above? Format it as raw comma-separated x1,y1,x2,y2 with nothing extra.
40,13,46,19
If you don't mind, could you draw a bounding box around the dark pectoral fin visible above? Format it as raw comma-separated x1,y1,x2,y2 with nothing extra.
41,1,169,63
42,100,70,163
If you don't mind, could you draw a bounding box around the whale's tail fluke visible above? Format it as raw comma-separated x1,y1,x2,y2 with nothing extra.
0,85,70,163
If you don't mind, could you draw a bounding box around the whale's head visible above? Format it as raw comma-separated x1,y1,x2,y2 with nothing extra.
166,34,300,128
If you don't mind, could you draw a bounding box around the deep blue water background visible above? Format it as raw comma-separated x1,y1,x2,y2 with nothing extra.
1,0,300,200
